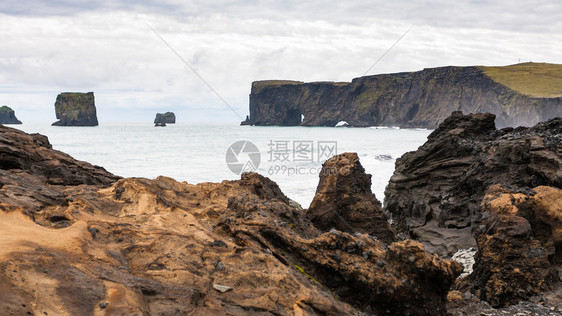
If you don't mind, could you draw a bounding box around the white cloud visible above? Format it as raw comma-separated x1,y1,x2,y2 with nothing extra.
0,1,561,122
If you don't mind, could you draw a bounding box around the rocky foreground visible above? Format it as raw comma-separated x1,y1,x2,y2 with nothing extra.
0,112,561,315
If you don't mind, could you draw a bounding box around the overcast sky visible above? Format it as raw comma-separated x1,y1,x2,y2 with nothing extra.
1,0,561,123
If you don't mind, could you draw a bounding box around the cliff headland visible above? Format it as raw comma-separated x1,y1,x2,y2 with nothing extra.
245,63,562,128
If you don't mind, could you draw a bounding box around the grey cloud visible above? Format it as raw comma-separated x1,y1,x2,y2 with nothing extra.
1,1,560,122
0,0,179,16
3,1,561,34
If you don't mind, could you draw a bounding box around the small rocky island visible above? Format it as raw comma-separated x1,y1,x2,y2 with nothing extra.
52,92,98,126
154,112,175,126
0,105,22,124
0,111,560,315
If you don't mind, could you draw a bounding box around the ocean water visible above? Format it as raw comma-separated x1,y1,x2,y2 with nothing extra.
13,122,432,207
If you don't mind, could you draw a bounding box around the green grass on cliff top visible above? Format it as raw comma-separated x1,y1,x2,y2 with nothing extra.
479,62,562,98
253,80,304,87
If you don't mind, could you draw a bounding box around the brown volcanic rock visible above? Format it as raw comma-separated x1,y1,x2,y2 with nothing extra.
0,125,119,214
0,124,118,186
218,176,461,315
0,174,462,315
0,127,462,315
306,152,397,244
468,185,561,307
384,111,562,257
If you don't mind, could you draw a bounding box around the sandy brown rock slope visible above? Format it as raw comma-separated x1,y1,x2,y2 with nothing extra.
0,124,461,315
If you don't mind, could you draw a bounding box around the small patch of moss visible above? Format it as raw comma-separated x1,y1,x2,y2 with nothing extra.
295,265,321,286
0,105,12,113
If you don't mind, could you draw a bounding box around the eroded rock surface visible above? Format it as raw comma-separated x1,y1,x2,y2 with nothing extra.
0,125,462,315
307,152,396,244
384,111,562,257
0,125,119,214
468,185,561,307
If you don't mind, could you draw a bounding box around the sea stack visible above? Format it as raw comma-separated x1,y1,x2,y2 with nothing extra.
52,92,98,126
0,105,22,124
154,112,175,125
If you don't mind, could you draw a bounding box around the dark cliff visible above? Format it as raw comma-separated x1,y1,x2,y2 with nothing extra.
52,92,98,126
245,63,562,128
0,106,22,124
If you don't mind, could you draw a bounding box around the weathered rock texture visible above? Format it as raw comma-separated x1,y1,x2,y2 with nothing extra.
0,125,462,315
0,125,118,187
154,112,176,124
0,124,119,216
384,111,562,257
307,152,396,244
0,105,22,124
52,92,98,126
468,185,561,307
245,64,562,128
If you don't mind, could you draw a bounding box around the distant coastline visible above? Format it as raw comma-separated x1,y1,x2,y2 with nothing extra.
244,62,562,128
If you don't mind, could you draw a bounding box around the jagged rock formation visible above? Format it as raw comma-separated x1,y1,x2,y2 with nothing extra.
52,92,98,126
0,124,117,187
306,152,396,244
0,125,119,214
380,111,562,310
0,106,22,124
244,63,562,128
467,185,561,307
384,111,561,257
240,115,251,125
154,112,176,124
0,125,462,315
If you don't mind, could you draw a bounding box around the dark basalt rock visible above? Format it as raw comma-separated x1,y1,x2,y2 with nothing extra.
467,185,561,307
0,106,22,124
384,111,561,257
51,92,98,126
244,66,562,128
240,115,251,125
154,112,175,124
306,152,397,244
